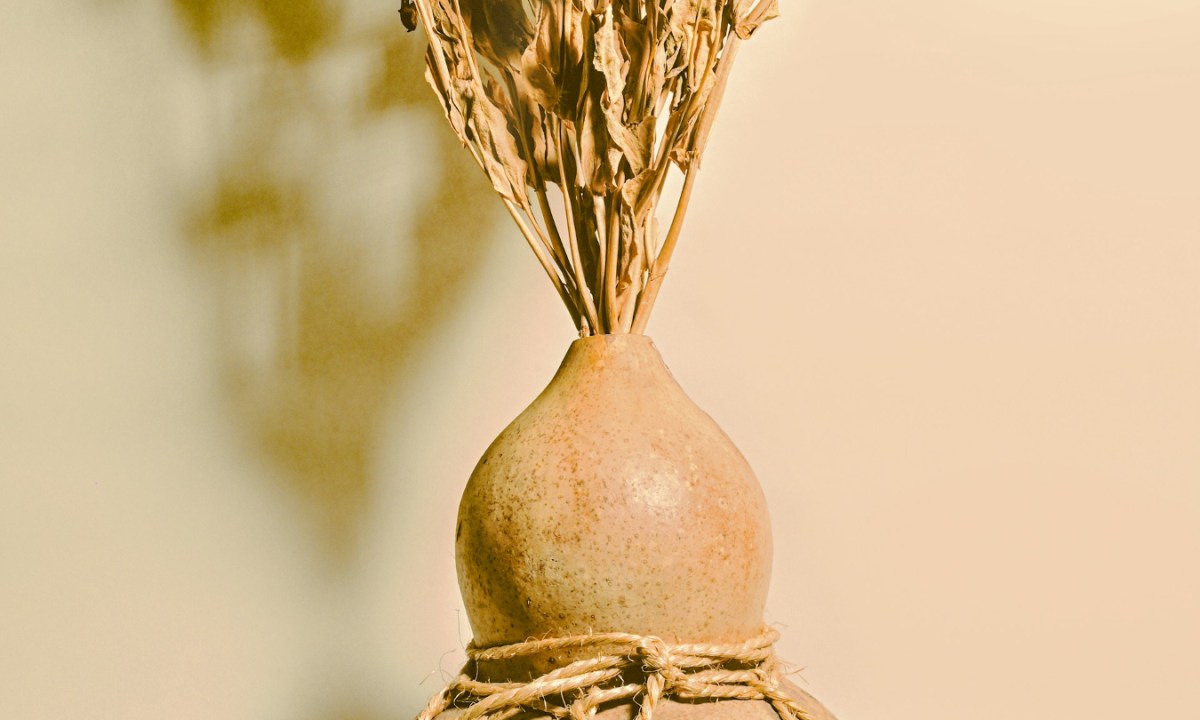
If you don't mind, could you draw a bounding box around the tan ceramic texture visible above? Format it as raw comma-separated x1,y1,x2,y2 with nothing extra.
454,335,835,717
456,334,773,660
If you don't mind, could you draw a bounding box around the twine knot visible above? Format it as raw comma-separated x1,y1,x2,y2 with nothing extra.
416,627,812,720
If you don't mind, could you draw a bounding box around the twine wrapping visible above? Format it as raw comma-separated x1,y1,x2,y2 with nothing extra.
417,627,812,720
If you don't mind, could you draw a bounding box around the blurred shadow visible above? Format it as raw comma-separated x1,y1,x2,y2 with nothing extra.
170,0,498,559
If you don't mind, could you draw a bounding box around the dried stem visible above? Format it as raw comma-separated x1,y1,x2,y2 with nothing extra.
557,123,601,332
631,166,694,333
632,36,742,333
501,198,579,322
604,189,621,332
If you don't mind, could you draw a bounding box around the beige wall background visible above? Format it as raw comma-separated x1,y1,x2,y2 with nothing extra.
2,1,1197,719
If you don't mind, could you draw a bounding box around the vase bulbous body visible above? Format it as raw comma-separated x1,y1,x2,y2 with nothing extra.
450,334,836,720
457,334,772,650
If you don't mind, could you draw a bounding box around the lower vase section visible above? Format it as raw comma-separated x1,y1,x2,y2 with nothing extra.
424,687,835,720
439,335,834,720
416,627,836,720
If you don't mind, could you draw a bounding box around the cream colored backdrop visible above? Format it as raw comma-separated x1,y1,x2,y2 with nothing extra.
2,2,1197,719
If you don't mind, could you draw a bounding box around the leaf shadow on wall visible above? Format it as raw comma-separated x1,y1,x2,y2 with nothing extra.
170,0,498,561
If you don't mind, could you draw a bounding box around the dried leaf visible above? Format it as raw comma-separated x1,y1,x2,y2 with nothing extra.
424,46,468,140
512,100,555,189
620,167,654,217
399,0,419,32
616,13,650,119
664,0,716,80
732,0,779,39
614,203,640,297
473,75,530,201
459,0,532,70
592,6,648,183
593,6,628,113
575,193,603,294
520,0,587,118
575,82,614,192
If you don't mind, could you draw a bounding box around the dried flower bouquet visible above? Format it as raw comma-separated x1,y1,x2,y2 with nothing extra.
401,0,778,334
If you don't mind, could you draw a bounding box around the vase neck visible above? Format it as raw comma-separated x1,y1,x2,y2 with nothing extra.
556,334,674,386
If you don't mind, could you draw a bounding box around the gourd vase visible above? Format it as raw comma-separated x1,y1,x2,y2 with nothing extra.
453,333,834,720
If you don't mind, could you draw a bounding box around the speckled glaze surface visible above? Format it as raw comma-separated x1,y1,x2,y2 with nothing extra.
458,335,770,649
450,333,834,719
